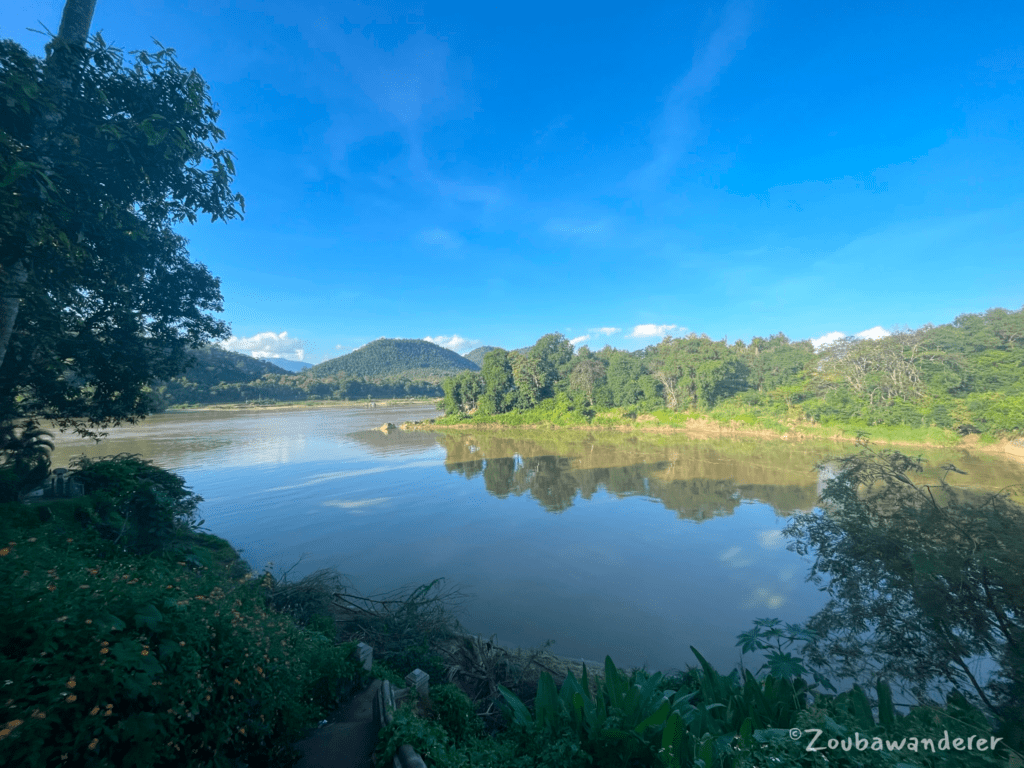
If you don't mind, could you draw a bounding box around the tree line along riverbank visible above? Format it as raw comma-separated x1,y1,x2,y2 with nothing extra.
437,307,1024,450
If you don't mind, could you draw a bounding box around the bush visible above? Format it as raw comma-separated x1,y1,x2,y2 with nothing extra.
0,524,367,767
69,454,203,555
429,683,482,743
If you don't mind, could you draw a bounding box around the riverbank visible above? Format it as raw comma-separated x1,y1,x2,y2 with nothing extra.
165,397,441,413
404,413,1024,466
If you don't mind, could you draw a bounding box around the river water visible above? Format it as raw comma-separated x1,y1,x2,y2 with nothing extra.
49,404,1024,675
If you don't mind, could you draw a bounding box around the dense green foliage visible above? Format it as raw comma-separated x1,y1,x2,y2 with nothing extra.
308,339,479,382
0,36,242,438
0,466,368,767
376,643,1010,767
463,346,502,367
439,308,1024,440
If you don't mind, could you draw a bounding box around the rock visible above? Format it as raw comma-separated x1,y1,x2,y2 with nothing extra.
379,422,397,433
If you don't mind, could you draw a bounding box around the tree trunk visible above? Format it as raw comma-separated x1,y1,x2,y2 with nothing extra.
0,0,97,371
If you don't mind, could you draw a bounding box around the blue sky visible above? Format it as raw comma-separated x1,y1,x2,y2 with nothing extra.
6,1,1024,362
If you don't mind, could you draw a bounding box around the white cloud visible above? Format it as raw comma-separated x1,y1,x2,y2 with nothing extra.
855,326,891,341
590,327,621,336
424,334,480,354
627,324,678,339
569,335,590,347
811,326,891,350
810,331,846,350
418,227,464,249
220,331,306,361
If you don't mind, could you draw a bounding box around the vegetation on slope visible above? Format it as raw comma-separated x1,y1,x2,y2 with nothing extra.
464,346,503,367
0,456,367,768
308,339,480,381
439,306,1024,442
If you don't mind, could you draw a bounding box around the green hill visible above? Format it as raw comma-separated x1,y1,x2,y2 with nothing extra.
464,346,502,366
306,339,480,381
179,346,289,387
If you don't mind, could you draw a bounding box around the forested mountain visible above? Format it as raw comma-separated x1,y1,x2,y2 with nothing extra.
464,346,502,367
307,339,480,381
441,306,1024,439
149,345,441,407
262,357,312,372
175,346,290,386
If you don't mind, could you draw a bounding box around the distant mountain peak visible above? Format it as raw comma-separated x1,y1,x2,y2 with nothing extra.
306,338,480,381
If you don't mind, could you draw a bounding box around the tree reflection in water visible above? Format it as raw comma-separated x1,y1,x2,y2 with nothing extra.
785,442,1023,747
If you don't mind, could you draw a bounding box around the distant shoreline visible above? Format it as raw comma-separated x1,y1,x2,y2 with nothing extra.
403,417,1024,466
163,398,442,413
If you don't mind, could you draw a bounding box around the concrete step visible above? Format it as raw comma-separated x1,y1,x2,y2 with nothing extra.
295,680,382,768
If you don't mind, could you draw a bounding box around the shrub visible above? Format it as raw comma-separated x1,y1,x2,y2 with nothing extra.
69,454,204,555
0,525,367,767
429,683,482,743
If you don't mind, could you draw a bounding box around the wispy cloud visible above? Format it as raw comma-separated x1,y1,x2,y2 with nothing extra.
626,0,755,190
220,331,306,361
544,217,613,240
424,334,480,353
628,324,679,339
569,335,590,347
590,327,622,336
418,227,464,248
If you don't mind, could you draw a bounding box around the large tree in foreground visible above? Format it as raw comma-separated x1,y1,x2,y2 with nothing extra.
0,9,243,439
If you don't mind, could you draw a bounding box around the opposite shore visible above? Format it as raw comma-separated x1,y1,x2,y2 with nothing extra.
166,397,1024,466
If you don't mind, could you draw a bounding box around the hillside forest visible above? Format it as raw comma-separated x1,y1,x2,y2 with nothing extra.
441,306,1024,439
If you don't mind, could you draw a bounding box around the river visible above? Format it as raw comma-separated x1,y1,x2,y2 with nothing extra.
49,404,1024,676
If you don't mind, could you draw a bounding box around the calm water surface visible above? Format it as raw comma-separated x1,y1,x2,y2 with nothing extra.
50,405,1024,674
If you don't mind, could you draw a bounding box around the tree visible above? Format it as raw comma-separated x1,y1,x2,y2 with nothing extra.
0,18,243,437
568,347,606,407
648,334,737,409
787,442,1024,746
528,333,573,401
478,348,514,415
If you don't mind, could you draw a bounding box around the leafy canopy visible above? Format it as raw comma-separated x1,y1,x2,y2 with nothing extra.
0,35,243,436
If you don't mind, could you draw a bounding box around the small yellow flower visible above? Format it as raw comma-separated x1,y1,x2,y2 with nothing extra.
233,678,241,685
66,678,76,689
100,641,109,647
0,728,10,739
88,738,98,750
0,549,9,557
141,650,149,656
30,710,46,719
100,648,109,654
66,695,77,703
6,719,24,728
89,707,100,716
46,584,56,592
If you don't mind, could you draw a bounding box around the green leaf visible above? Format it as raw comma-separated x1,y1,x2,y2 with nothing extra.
877,679,896,729
496,683,533,727
133,603,164,631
